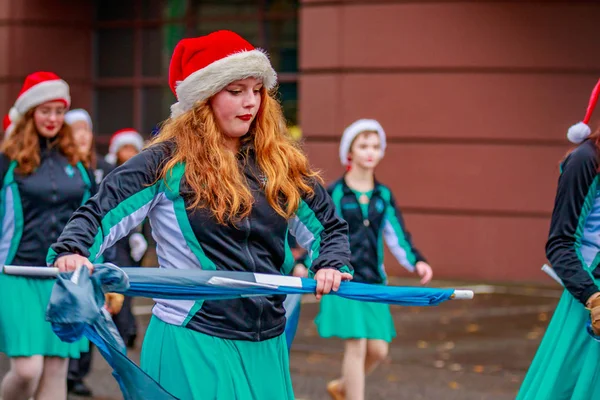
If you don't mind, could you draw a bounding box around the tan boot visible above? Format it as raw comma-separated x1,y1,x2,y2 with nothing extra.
326,379,345,400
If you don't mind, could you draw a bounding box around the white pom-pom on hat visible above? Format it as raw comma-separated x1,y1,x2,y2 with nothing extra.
568,79,600,144
567,122,592,144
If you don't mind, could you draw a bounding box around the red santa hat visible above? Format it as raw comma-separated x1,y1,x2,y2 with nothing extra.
3,114,14,138
9,71,71,124
339,119,387,166
168,30,277,118
567,78,600,144
105,128,145,165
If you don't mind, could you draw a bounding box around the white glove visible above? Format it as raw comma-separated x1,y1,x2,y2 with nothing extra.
129,233,148,263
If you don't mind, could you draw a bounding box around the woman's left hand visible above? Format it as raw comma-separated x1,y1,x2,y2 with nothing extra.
314,268,353,301
415,261,433,285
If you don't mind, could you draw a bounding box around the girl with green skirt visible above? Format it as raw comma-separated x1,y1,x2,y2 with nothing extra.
48,30,353,400
315,119,434,400
517,79,600,400
0,72,91,400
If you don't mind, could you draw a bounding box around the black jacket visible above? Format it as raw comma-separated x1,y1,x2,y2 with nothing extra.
0,137,94,267
546,140,600,305
301,177,425,284
49,141,352,341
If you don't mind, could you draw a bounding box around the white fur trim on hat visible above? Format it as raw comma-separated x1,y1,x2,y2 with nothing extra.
339,119,387,166
14,79,71,118
171,49,277,118
109,131,144,154
106,131,145,165
4,123,14,138
65,109,93,130
8,107,20,122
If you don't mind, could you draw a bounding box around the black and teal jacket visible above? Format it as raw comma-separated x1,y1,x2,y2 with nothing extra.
546,139,600,305
0,137,93,267
48,141,352,341
315,177,426,284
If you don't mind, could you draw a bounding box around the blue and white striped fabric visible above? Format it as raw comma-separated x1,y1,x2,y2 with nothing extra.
43,264,457,400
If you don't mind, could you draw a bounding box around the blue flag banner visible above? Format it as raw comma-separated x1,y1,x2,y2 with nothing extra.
2,264,472,400
283,294,302,349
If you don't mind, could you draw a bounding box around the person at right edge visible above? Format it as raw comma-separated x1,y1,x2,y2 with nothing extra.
517,78,600,400
312,119,433,400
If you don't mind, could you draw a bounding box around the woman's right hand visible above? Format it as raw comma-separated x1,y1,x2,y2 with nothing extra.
54,254,94,273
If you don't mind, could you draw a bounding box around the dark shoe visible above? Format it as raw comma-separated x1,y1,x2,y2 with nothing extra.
126,333,137,349
69,381,93,397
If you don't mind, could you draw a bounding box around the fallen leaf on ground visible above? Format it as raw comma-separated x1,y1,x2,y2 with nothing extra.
473,365,485,373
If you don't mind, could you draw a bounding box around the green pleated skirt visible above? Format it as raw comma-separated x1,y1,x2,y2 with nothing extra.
141,316,295,400
315,295,397,342
517,290,600,400
0,274,89,358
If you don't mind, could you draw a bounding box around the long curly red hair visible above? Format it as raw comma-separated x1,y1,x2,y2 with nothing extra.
1,109,82,175
151,88,322,225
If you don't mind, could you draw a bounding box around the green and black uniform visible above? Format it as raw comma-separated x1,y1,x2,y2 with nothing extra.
314,177,426,342
0,136,92,358
48,140,352,400
518,140,600,400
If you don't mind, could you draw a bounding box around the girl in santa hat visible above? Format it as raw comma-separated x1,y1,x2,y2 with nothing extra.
0,72,91,400
104,128,148,349
517,79,600,400
48,30,353,400
65,108,115,186
314,119,433,400
63,108,124,397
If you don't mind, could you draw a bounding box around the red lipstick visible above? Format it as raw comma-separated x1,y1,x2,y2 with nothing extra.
237,114,252,121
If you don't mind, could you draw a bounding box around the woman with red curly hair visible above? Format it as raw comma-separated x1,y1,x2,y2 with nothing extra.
0,72,91,400
49,31,353,399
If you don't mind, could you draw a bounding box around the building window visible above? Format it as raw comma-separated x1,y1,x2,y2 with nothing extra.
93,0,298,147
